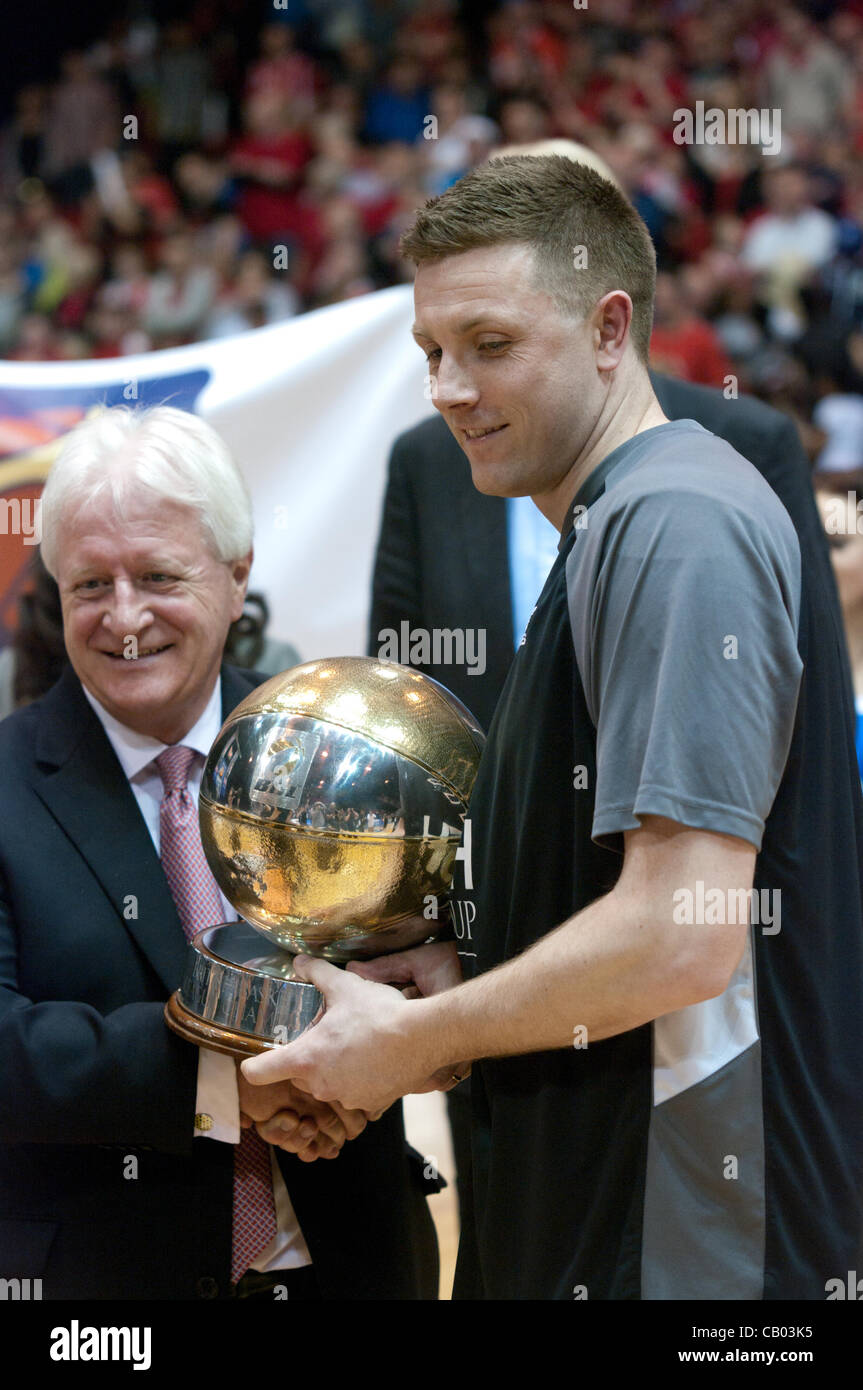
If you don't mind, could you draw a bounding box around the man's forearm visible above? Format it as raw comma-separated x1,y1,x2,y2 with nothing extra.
402,886,740,1068
243,822,754,1113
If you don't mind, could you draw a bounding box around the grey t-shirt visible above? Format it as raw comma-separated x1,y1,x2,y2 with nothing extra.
565,419,803,853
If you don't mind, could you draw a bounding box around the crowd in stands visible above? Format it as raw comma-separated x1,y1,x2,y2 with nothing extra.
2,0,863,471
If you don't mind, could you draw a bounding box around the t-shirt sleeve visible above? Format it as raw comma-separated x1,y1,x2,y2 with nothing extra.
566,486,803,852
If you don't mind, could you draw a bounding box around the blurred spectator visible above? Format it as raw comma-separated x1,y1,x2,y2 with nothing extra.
742,164,838,339
683,76,760,217
649,271,736,388
42,51,120,198
0,87,49,201
229,89,314,244
112,150,180,235
197,213,247,282
814,481,863,783
419,84,497,194
246,22,318,114
764,5,854,140
174,152,235,222
814,391,863,476
799,330,863,475
496,94,550,147
365,57,429,144
488,1,567,92
821,180,863,334
0,239,26,354
149,21,220,165
142,227,216,345
205,247,298,336
9,313,63,361
0,553,65,719
307,194,374,305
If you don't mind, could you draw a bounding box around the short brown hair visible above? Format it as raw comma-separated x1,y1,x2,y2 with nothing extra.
400,154,657,362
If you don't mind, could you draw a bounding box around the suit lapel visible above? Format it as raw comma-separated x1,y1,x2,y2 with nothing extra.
32,665,258,994
220,664,259,722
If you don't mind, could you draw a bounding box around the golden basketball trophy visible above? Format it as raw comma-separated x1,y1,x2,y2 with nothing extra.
165,657,484,1056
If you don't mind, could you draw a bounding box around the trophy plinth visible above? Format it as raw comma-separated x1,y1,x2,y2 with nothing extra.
165,923,323,1057
164,657,485,1058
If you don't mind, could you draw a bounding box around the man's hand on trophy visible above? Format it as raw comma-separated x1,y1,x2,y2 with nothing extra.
236,1065,368,1161
345,941,471,1091
241,958,450,1115
346,939,463,1000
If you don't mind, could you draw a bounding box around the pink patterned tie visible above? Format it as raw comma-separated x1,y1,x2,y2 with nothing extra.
156,745,278,1285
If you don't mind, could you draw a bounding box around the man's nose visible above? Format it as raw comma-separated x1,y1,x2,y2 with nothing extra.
101,581,153,636
431,354,480,411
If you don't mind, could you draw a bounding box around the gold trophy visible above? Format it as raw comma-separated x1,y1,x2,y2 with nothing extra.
165,657,484,1057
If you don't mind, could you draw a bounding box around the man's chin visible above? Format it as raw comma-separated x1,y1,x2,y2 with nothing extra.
465,463,532,500
85,668,183,727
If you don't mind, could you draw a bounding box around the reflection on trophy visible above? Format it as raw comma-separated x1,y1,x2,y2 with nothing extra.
165,656,485,1056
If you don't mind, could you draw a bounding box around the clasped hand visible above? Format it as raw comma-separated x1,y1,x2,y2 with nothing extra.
239,940,470,1115
236,1062,369,1161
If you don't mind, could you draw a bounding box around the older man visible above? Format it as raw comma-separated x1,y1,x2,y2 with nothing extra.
0,405,437,1300
244,155,863,1300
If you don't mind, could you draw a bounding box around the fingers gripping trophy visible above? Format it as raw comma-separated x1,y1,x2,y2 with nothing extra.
165,656,484,1056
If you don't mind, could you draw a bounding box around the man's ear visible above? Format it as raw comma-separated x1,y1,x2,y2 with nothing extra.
229,548,254,620
594,290,632,369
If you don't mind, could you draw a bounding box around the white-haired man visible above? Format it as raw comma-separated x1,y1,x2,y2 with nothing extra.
0,405,438,1300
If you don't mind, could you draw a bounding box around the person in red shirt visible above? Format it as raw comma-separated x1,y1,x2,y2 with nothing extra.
228,89,315,249
650,270,736,388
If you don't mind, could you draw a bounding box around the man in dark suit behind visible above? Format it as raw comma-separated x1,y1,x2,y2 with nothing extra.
0,404,438,1300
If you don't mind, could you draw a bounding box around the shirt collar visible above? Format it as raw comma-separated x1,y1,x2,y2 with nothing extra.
556,419,706,550
556,439,635,552
81,677,224,782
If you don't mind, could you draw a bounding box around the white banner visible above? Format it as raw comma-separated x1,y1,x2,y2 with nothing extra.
0,285,434,660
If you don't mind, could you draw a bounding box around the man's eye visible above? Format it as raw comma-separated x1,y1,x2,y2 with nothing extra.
424,348,441,364
478,341,507,352
76,579,105,592
146,573,172,583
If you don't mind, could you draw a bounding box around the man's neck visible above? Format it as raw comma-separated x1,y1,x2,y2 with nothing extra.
81,676,223,749
532,372,670,532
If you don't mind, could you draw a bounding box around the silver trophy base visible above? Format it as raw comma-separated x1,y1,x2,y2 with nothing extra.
165,922,324,1057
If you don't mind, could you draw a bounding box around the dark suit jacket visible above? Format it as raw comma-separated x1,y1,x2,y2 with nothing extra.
369,373,856,735
0,663,437,1300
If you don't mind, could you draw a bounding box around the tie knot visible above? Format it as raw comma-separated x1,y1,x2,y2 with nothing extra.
155,745,198,794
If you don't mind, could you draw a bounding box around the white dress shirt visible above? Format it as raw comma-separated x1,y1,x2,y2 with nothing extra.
83,678,311,1271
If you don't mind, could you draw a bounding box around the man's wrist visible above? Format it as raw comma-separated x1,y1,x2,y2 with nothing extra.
400,989,467,1077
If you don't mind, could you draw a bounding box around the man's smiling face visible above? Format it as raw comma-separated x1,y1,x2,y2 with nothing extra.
412,242,601,504
56,486,250,742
